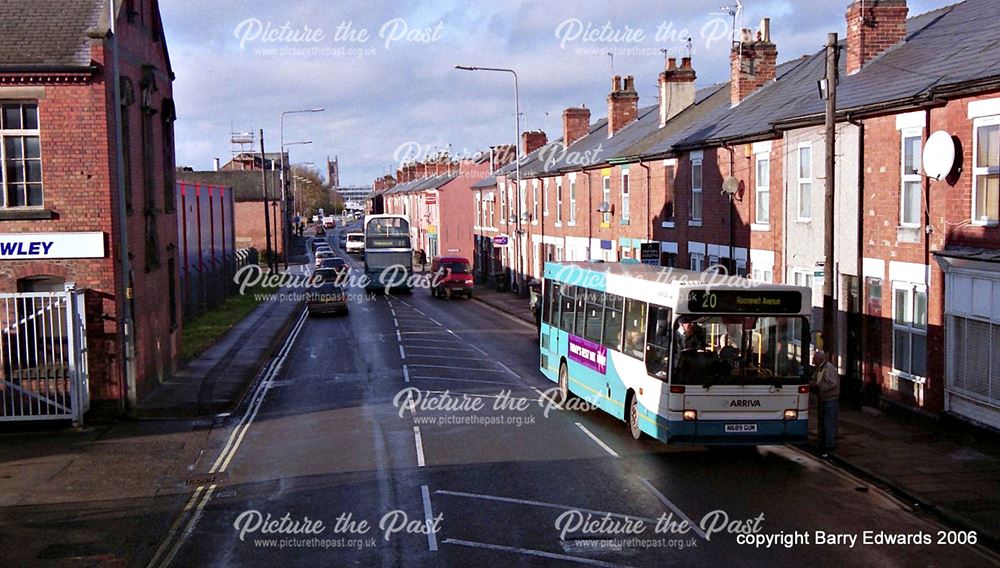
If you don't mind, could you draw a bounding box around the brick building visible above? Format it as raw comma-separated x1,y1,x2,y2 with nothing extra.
0,0,180,416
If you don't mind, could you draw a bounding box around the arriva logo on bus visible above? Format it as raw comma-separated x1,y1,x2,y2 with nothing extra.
729,399,762,408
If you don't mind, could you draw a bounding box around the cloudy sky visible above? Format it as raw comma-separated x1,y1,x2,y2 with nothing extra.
161,0,948,187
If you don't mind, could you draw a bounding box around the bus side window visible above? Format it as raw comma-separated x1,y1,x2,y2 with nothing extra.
644,305,673,379
584,291,605,344
622,299,647,360
544,281,559,325
602,294,624,352
574,293,587,337
559,286,576,333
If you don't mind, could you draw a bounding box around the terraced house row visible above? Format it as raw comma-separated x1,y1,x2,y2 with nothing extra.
371,0,1000,431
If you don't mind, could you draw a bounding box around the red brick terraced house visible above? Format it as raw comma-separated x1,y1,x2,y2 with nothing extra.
0,0,180,419
465,0,1000,429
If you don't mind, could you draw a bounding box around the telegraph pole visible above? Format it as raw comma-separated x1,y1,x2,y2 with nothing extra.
823,32,838,358
260,129,275,273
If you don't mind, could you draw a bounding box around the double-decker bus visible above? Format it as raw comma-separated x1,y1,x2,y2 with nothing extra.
363,214,413,292
539,261,812,445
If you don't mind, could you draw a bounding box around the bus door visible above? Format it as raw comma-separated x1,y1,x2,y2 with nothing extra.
643,305,673,381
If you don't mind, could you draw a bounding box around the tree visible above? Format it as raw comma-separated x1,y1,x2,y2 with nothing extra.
291,165,343,217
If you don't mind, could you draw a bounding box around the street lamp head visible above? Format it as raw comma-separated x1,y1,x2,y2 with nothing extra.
455,65,476,71
311,108,325,112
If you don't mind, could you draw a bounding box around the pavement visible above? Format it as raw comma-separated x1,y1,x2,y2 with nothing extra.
472,283,1000,550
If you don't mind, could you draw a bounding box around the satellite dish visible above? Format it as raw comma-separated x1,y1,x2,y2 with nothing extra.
596,201,611,213
722,177,739,195
923,130,956,181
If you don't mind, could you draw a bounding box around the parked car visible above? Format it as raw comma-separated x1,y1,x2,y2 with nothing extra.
310,238,328,252
323,216,336,228
307,269,348,316
345,233,365,254
315,224,326,237
430,256,474,299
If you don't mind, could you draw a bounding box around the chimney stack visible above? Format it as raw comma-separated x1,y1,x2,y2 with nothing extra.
607,74,639,137
846,0,908,75
213,157,220,171
659,57,697,126
414,162,427,179
522,130,548,155
492,144,516,170
562,106,591,147
730,18,777,107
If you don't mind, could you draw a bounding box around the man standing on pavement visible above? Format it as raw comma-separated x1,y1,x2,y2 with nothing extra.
811,349,840,454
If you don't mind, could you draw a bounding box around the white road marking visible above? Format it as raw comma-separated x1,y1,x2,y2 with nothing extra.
403,345,478,353
399,344,406,360
147,308,309,568
407,364,508,373
401,338,463,344
496,360,520,377
428,317,442,326
396,330,402,342
443,539,634,568
393,318,399,327
533,387,561,408
575,422,620,458
409,376,519,386
421,485,439,552
402,365,410,383
445,329,489,355
435,489,657,523
413,426,426,467
470,298,536,330
638,478,707,540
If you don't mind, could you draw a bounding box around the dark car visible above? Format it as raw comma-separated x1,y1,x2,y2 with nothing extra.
306,269,348,316
310,238,328,251
430,256,474,299
315,224,327,237
318,257,349,277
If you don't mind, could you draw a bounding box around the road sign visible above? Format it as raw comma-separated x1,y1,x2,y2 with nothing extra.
640,242,660,265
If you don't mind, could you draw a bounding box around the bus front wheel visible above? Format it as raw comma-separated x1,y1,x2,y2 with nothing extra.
558,362,570,405
627,392,642,440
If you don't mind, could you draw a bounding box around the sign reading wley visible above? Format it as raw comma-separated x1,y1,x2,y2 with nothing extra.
0,233,105,260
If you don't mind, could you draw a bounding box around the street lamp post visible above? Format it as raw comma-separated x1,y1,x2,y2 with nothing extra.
454,65,524,295
280,108,324,269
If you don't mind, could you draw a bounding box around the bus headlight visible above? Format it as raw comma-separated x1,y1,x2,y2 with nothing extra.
682,410,697,421
783,409,798,420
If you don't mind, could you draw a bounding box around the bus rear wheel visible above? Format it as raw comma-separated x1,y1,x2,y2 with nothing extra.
558,362,570,405
628,392,642,440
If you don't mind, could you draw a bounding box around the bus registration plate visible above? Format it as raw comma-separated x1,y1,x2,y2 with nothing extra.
725,424,757,433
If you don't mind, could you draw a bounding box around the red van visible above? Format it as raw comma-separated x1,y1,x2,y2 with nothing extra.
430,256,474,299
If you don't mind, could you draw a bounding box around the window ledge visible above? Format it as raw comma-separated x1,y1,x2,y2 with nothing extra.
688,220,703,227
751,223,771,232
620,219,630,226
795,218,812,224
0,208,55,221
554,222,562,228
970,220,999,228
890,369,927,385
661,221,675,229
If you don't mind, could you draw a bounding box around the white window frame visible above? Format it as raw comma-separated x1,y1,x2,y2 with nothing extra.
690,158,703,224
972,115,1000,226
621,170,630,224
754,153,770,226
543,178,549,218
602,176,611,224
0,101,43,208
569,178,577,225
488,198,495,228
555,178,563,225
900,128,923,227
500,183,507,223
752,268,773,282
797,143,812,221
690,252,704,272
892,282,928,382
532,181,539,224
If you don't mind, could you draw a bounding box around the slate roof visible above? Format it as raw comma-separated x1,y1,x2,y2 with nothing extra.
471,175,496,189
0,0,104,70
781,0,1000,122
383,173,457,195
177,170,282,203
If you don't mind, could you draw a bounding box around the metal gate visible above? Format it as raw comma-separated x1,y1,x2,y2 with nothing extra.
0,289,89,425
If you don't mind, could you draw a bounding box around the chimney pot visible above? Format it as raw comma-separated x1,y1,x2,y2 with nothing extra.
611,75,621,92
623,75,636,92
760,17,771,43
681,57,692,69
667,57,677,70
